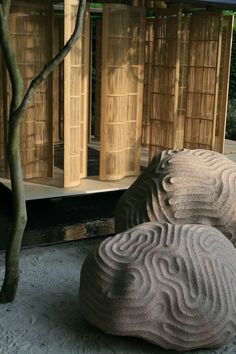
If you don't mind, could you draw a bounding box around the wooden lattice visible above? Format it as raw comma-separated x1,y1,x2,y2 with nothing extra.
100,4,145,180
184,12,222,150
4,3,53,179
64,2,90,187
149,9,231,159
149,9,181,160
94,19,102,139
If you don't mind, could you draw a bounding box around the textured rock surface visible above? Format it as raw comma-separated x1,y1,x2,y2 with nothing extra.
115,149,236,246
79,222,236,351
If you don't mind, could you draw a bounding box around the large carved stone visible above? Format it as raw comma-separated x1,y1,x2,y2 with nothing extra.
79,222,236,351
115,149,236,246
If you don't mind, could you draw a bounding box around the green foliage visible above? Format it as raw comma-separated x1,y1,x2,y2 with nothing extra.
226,14,236,139
229,30,236,101
226,99,236,140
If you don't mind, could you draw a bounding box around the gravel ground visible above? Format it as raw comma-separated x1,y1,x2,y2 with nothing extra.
0,238,236,354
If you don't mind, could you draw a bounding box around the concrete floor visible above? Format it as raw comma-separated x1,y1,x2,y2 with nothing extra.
0,239,236,354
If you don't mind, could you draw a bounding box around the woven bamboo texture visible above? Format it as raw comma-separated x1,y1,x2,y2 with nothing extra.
184,12,222,150
5,4,53,179
142,18,154,146
149,9,181,160
64,2,90,187
100,4,145,180
53,15,60,144
94,19,102,139
81,7,90,177
148,10,231,159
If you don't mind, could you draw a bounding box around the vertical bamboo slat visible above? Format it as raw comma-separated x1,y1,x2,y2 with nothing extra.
214,16,234,153
142,18,154,146
64,1,90,186
52,14,60,144
7,4,53,179
176,14,190,149
80,7,90,178
100,4,145,180
94,19,102,139
64,0,82,187
184,12,222,150
149,9,181,160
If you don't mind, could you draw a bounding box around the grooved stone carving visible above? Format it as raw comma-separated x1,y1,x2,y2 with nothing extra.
115,149,236,246
79,222,236,351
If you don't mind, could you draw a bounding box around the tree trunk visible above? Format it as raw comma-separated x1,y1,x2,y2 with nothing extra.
0,119,27,303
0,0,86,303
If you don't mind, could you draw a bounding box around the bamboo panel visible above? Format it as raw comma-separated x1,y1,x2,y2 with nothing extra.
149,9,181,160
184,12,222,150
100,4,145,180
64,0,82,187
64,2,90,186
176,15,190,149
80,7,90,178
0,49,4,171
142,18,154,146
53,15,60,144
214,16,233,153
94,19,102,139
7,4,53,179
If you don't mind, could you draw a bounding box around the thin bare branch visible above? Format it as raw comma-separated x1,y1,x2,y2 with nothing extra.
14,0,86,121
2,0,11,16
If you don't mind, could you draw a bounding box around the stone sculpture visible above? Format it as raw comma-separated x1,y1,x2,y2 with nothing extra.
79,222,236,351
115,149,236,246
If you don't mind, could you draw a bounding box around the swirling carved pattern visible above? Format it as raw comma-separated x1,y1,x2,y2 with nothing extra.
79,223,236,351
115,149,236,246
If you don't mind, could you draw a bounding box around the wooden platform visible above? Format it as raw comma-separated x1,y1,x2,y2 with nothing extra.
0,175,137,201
1,140,236,201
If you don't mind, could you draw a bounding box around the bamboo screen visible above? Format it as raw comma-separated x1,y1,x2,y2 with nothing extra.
64,2,90,187
142,19,154,146
94,19,102,139
214,16,234,153
148,10,230,159
184,12,222,150
149,10,181,160
6,4,53,179
176,14,190,150
100,4,145,180
53,15,60,144
80,8,90,178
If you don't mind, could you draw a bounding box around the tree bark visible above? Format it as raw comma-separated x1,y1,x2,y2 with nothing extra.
0,0,86,303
